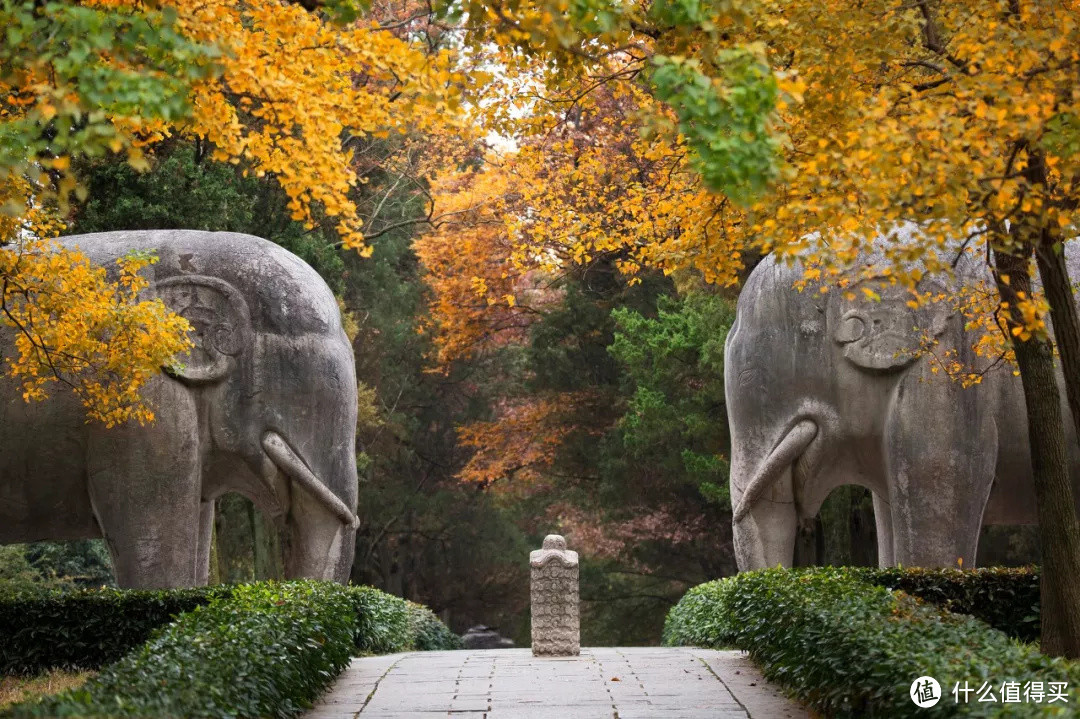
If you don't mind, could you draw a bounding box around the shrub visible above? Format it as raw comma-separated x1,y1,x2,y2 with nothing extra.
664,568,1077,718
660,577,738,649
407,601,462,651
2,581,458,717
859,566,1040,643
7,582,356,719
348,585,414,654
345,586,461,652
0,585,230,675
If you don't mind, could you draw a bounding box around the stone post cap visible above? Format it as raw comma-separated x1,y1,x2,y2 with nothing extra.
543,534,565,550
530,534,578,568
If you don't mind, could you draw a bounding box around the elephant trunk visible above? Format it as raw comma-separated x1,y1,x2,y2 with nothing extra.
730,419,817,570
262,431,357,582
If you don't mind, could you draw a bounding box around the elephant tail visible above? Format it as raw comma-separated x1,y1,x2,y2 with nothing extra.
732,419,818,522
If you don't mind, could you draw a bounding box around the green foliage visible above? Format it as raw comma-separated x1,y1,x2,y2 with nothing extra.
0,2,217,182
0,574,455,686
71,143,346,293
859,566,1040,644
0,541,113,593
609,290,734,507
348,586,461,653
466,272,738,645
564,0,622,35
805,486,878,567
1041,112,1080,160
649,0,711,29
525,280,634,392
349,585,414,653
0,547,40,592
322,0,367,25
0,585,228,676
649,51,781,203
212,494,284,584
20,541,114,589
7,582,355,719
407,601,464,650
659,574,739,649
347,213,533,642
665,568,1076,717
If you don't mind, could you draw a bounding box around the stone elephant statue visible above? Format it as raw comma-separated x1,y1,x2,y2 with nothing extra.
726,231,1080,570
0,230,359,588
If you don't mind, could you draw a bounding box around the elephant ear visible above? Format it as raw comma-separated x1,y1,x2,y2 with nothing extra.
831,278,952,372
158,275,252,384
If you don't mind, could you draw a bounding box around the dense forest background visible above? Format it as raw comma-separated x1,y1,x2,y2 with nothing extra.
0,139,1039,646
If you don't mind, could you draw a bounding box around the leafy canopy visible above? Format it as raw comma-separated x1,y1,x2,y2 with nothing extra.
1,0,464,422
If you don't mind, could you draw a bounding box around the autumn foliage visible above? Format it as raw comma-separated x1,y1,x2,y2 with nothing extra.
1,0,461,422
416,0,1080,656
416,0,1080,485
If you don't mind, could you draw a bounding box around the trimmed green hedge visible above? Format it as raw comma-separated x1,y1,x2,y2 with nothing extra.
859,566,1040,643
350,585,415,654
407,600,463,651
7,582,354,718
0,585,231,675
3,582,458,718
664,568,1077,717
347,586,459,653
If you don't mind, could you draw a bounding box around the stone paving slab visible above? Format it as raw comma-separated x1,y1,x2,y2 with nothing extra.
306,648,808,719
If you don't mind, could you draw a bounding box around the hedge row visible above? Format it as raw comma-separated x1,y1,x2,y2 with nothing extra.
858,566,1040,643
0,585,231,675
7,582,355,718
350,586,461,653
407,600,463,651
2,582,459,718
664,568,1076,717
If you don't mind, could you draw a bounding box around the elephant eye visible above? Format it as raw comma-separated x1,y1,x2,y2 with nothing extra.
834,313,866,344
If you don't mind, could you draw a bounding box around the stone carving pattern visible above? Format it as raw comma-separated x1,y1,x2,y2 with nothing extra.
530,534,580,656
830,278,951,372
158,275,250,384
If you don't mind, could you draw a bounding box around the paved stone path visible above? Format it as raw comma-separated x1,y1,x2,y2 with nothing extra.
307,648,808,719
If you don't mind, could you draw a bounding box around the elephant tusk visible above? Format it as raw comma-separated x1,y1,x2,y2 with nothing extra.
733,419,818,522
262,432,360,529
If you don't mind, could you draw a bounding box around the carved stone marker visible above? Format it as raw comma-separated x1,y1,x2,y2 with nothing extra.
530,534,579,656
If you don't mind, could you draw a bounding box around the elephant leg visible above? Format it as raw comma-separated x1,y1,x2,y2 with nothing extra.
884,373,997,568
196,500,215,585
87,380,203,588
872,492,895,567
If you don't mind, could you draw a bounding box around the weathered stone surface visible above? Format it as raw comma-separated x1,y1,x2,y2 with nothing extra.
0,230,359,588
726,224,1080,570
305,648,807,719
462,625,516,649
530,534,580,656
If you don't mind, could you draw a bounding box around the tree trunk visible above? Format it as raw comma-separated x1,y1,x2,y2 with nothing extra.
1035,233,1080,438
994,246,1080,658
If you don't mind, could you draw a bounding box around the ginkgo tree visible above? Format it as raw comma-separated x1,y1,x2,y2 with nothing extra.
0,0,463,422
425,0,1080,656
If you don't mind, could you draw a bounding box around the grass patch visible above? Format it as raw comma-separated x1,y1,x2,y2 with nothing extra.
0,671,94,711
